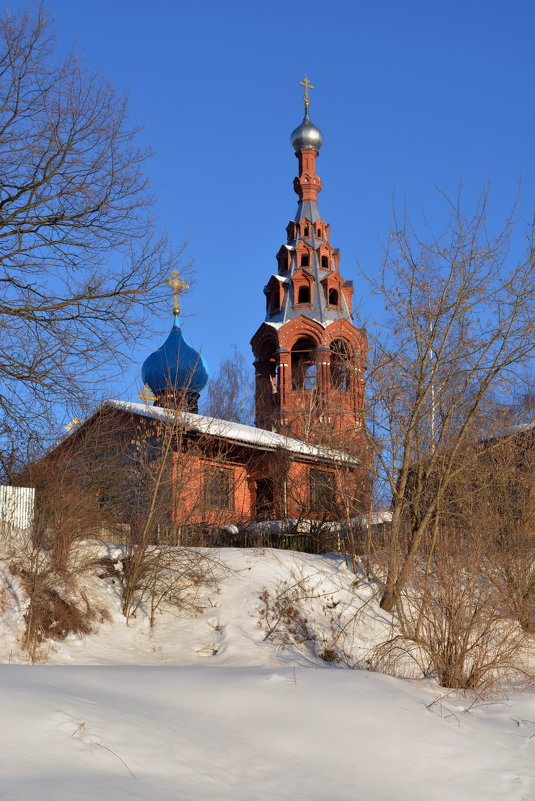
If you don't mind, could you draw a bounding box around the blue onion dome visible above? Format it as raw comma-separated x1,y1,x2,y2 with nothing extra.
290,109,323,152
141,315,209,395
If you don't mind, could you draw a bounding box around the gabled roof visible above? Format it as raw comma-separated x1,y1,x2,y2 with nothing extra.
103,400,361,466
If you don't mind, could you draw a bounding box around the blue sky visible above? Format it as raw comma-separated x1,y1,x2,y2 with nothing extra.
10,0,535,408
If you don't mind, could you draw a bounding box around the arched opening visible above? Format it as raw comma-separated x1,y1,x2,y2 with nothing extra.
316,227,321,238
330,339,351,392
328,287,339,306
270,287,280,313
303,225,309,236
255,340,278,418
265,284,280,315
297,285,311,305
300,254,309,267
321,255,329,270
291,337,316,391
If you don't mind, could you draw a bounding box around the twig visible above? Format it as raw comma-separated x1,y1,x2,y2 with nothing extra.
72,720,136,778
94,742,136,779
72,721,86,736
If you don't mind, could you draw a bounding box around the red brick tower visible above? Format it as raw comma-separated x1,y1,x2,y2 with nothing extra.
251,80,367,450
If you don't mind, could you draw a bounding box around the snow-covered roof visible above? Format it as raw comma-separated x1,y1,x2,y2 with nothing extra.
103,400,361,465
264,317,336,331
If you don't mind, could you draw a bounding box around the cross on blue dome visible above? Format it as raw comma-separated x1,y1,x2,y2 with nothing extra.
141,315,209,398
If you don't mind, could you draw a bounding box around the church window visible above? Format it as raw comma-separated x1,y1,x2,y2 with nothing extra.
304,225,309,236
309,469,336,514
257,341,278,409
321,255,329,269
331,339,351,392
204,467,234,510
328,288,339,306
297,285,310,304
255,477,274,521
300,254,309,267
304,362,317,390
291,337,316,390
317,227,321,237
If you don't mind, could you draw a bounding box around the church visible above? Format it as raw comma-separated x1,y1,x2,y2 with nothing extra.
42,82,371,546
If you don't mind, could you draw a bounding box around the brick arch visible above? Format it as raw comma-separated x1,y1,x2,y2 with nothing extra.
328,335,354,356
326,318,366,347
251,323,279,360
278,316,325,350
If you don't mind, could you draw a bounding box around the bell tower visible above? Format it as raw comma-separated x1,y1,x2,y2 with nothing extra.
251,79,367,450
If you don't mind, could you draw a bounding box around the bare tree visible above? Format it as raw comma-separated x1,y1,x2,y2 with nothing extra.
369,519,532,689
202,346,254,424
0,7,181,460
366,193,534,612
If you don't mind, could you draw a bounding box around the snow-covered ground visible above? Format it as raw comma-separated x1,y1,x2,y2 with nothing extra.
1,547,534,800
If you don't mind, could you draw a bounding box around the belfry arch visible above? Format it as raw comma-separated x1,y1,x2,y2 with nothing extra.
330,339,351,392
291,337,317,391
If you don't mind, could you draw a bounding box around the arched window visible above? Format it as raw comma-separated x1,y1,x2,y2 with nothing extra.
316,227,321,238
271,287,281,312
291,337,316,391
330,339,351,392
265,285,280,314
297,285,310,304
321,255,329,270
300,254,309,267
304,362,317,390
256,340,278,412
328,288,339,306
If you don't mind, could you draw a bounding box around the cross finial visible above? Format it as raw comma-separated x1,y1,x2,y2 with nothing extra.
138,384,156,405
166,270,189,316
299,75,315,111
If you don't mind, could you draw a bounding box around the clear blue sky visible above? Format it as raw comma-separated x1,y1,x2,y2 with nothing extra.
10,0,535,407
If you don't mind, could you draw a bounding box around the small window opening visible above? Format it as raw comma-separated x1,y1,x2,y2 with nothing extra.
304,362,317,390
205,467,234,510
291,338,316,391
321,255,329,269
328,288,339,306
303,225,309,236
300,254,309,267
257,343,278,409
310,469,337,514
297,285,310,304
255,477,274,521
317,227,321,237
330,339,351,392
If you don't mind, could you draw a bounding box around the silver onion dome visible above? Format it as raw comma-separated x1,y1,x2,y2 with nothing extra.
290,110,323,152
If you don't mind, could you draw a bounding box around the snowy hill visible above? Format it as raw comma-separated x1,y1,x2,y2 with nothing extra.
0,546,534,800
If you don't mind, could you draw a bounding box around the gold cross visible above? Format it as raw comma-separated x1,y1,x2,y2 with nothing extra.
299,76,315,110
166,270,189,315
138,384,156,405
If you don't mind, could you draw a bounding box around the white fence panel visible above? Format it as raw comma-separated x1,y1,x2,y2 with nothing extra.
0,485,35,529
